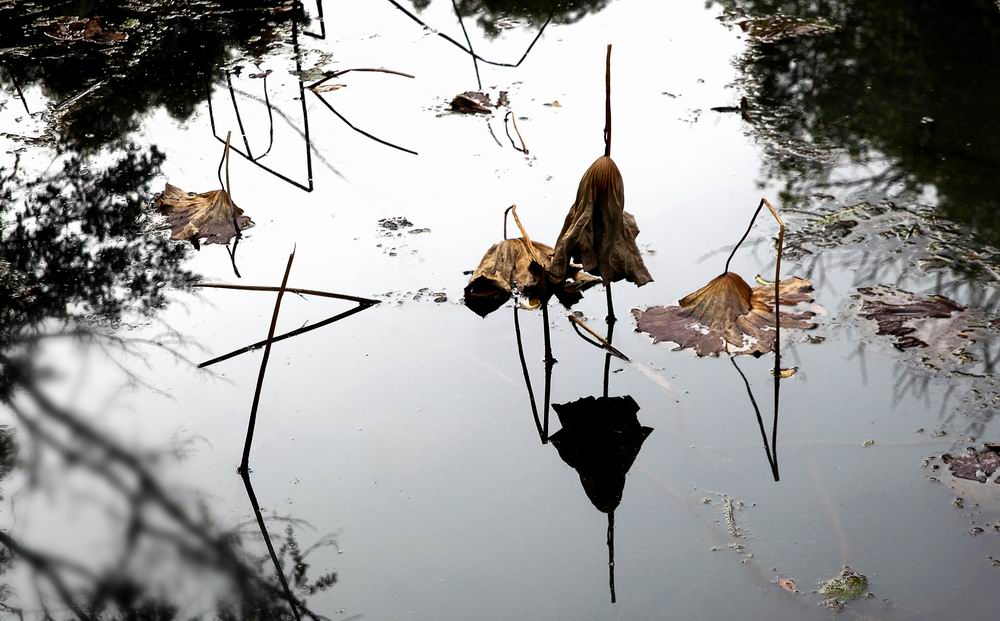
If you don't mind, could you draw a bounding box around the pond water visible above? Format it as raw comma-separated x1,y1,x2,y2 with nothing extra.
2,1,999,619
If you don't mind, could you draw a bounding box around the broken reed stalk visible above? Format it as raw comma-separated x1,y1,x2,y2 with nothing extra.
199,303,376,368
240,474,302,620
239,248,295,474
568,315,630,361
193,283,379,306
452,0,482,90
604,44,612,157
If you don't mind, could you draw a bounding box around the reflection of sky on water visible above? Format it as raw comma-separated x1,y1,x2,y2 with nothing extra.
1,0,999,618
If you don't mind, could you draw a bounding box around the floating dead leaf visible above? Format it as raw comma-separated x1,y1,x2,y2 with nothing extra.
463,206,599,317
155,184,253,248
858,286,965,349
777,577,798,593
450,91,493,114
312,83,346,93
941,445,1000,484
38,17,127,44
771,367,797,379
550,156,653,286
735,15,837,43
544,100,562,107
633,273,816,357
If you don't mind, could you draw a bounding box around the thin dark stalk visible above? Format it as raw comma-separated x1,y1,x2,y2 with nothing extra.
568,315,629,361
312,90,418,155
451,0,481,89
241,473,301,620
302,0,326,39
603,319,616,399
723,198,765,274
730,357,779,481
605,281,616,324
225,236,243,279
226,72,253,158
194,283,379,306
2,61,30,114
607,511,616,604
200,303,375,368
541,302,553,443
308,67,415,90
239,249,295,473
385,1,551,68
256,72,276,160
604,44,612,157
486,118,503,147
514,306,545,442
503,111,528,154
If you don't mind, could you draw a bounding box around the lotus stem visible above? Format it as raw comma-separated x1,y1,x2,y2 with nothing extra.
568,315,629,362
604,44,612,157
452,0,481,90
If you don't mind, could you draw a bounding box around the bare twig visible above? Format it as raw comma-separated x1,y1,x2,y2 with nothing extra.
452,0,481,89
503,111,529,154
604,44,612,157
194,283,378,306
568,315,630,361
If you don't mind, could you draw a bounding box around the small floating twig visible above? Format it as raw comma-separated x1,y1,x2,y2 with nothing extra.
503,111,529,154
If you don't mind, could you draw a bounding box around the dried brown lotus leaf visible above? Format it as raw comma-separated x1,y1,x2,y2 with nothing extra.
632,273,816,357
155,183,253,248
463,238,599,317
550,156,652,286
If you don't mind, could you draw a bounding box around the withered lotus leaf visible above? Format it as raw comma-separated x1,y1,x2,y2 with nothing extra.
550,156,652,287
857,286,965,349
155,183,253,248
632,273,816,357
941,445,1000,484
463,237,599,317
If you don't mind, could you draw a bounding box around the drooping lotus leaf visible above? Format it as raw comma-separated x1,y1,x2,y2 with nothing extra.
463,237,599,317
549,395,652,514
155,183,253,249
632,273,816,357
941,445,1000,484
550,156,652,286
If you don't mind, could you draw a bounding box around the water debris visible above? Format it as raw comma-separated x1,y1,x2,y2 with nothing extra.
463,205,599,317
450,91,494,114
818,567,870,607
729,14,838,44
377,216,413,231
777,577,798,593
312,82,346,93
772,367,797,378
857,286,965,350
633,275,815,357
37,16,127,44
723,497,741,537
941,445,1000,484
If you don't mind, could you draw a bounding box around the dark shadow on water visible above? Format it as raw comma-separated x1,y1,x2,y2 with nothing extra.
712,0,1000,245
730,356,780,482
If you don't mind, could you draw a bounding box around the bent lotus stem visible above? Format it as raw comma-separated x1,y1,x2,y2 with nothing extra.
568,315,630,362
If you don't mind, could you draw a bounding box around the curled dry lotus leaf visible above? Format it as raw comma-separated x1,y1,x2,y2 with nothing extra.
463,237,599,317
632,272,816,357
155,183,253,248
550,156,653,286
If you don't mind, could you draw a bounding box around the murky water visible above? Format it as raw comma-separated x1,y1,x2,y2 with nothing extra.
2,1,999,619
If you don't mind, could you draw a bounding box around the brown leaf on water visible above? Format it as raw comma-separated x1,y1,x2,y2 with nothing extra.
777,577,798,593
463,237,598,317
632,273,816,357
39,17,127,44
155,183,253,249
941,445,1000,484
550,156,653,287
450,91,493,114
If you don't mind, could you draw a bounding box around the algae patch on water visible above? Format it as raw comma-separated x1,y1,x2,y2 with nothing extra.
819,566,869,602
